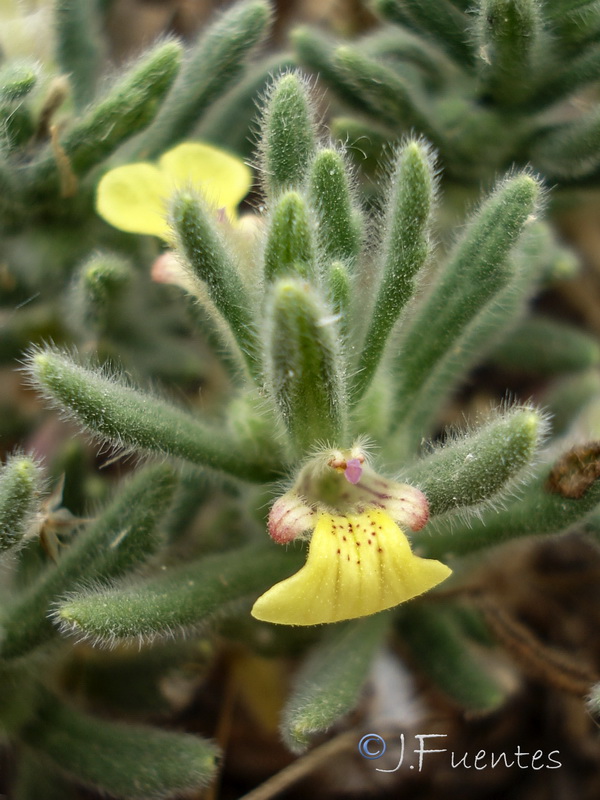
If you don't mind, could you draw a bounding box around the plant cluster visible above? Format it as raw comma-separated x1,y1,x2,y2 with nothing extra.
295,0,600,184
0,1,599,799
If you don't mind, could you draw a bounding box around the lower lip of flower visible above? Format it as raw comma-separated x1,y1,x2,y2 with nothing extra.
252,509,452,625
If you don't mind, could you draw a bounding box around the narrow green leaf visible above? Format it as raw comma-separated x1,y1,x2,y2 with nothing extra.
54,0,103,108
354,139,435,400
265,279,346,453
0,60,38,102
70,251,132,335
139,0,272,157
546,0,600,44
397,604,507,711
21,691,219,800
419,456,600,559
198,52,294,158
476,0,544,106
0,100,34,152
26,40,182,193
27,348,282,481
170,190,259,378
385,0,475,67
0,463,176,660
0,454,43,555
386,219,558,450
532,108,600,179
308,148,362,269
362,27,458,87
55,544,304,646
390,173,541,424
489,316,600,374
372,0,417,28
545,0,598,18
401,406,547,517
263,191,316,282
332,46,441,142
282,614,390,752
292,26,375,113
64,40,181,172
259,72,317,198
328,260,351,339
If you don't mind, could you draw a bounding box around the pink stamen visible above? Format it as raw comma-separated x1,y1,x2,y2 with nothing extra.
344,458,363,484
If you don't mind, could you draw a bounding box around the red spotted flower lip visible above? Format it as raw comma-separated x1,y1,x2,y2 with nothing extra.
256,445,449,626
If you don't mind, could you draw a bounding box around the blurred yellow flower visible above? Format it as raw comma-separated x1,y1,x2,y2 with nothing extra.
96,142,252,239
252,508,451,626
0,1,53,62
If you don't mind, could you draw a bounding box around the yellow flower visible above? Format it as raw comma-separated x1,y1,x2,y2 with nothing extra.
0,1,53,62
252,508,451,626
252,445,451,626
95,142,252,239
